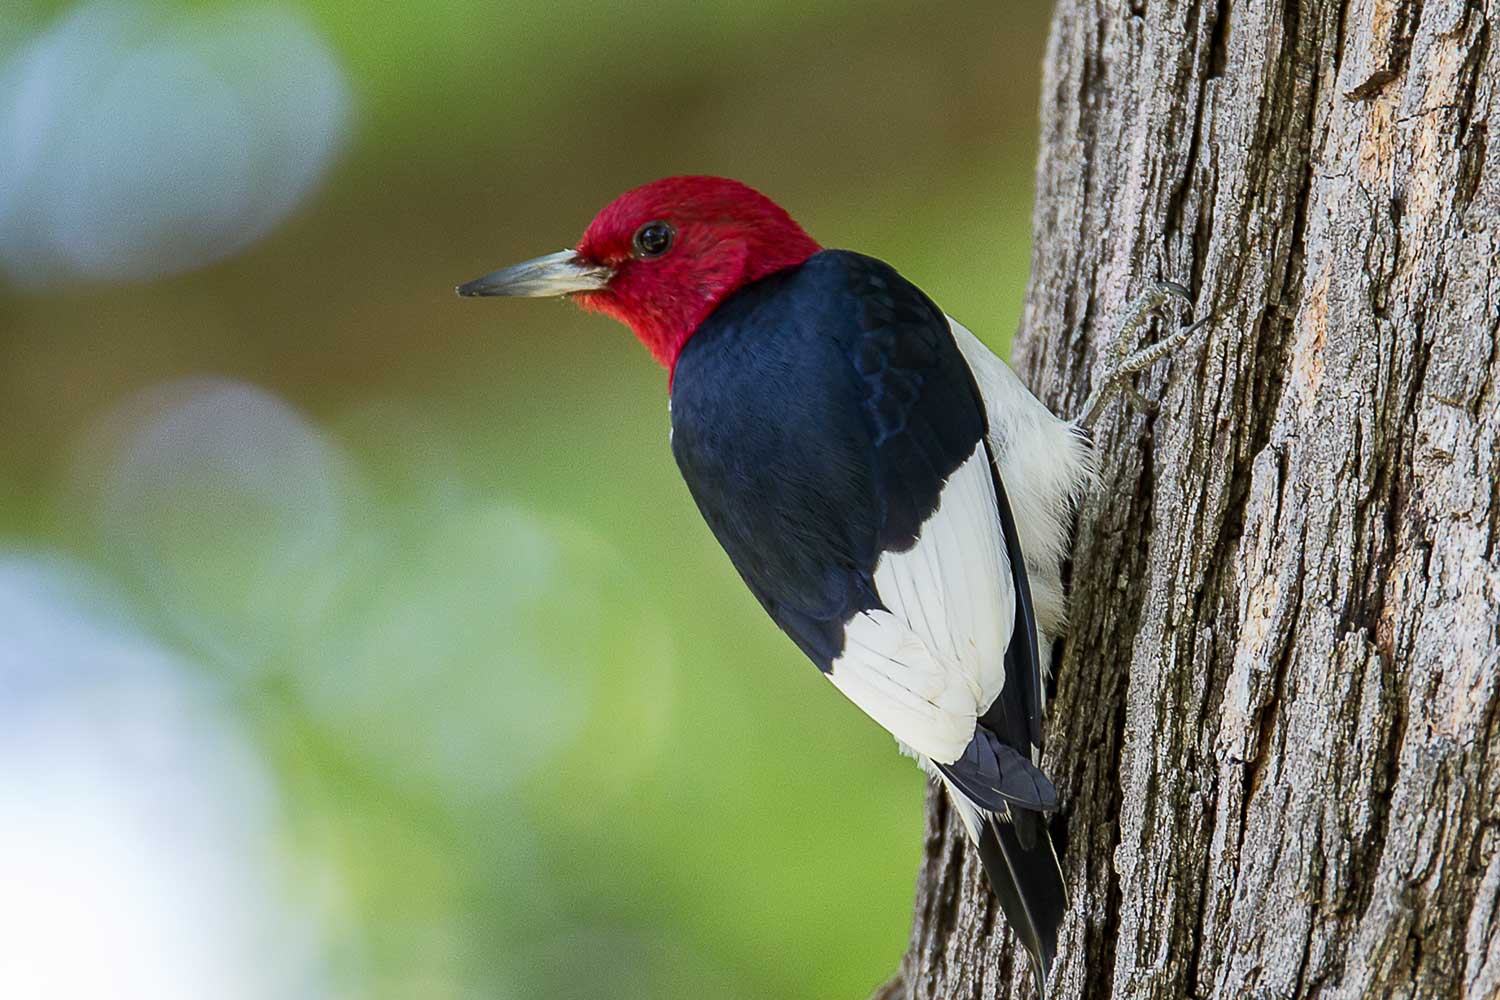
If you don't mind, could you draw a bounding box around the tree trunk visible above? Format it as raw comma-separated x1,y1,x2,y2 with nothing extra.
883,1,1500,997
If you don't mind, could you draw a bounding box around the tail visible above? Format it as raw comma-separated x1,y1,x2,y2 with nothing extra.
974,808,1067,993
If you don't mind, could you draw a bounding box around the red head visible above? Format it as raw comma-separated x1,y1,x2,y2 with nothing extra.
457,176,822,371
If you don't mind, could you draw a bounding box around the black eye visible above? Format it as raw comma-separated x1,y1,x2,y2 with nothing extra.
632,220,675,258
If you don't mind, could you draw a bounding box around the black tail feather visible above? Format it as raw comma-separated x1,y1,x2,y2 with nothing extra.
975,810,1067,993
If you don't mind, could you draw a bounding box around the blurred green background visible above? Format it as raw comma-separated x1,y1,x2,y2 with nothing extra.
0,2,1050,997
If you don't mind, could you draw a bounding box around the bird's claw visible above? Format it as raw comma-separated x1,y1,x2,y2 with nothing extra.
1075,280,1211,429
1154,280,1193,306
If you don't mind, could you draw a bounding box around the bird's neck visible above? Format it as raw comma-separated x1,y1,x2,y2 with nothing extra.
655,241,822,382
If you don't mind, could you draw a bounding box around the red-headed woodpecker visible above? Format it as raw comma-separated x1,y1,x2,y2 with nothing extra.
458,176,1206,990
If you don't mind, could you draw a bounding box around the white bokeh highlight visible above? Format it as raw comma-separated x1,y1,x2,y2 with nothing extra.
0,555,341,1000
0,1,350,287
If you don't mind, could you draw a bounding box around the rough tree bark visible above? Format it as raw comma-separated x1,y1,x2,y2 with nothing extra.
881,1,1500,997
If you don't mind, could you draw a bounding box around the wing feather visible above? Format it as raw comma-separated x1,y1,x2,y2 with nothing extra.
826,447,1016,764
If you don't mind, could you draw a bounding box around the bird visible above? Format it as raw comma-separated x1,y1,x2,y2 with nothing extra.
457,176,1207,991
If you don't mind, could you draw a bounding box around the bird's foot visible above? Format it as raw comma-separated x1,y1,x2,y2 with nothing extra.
1074,280,1212,430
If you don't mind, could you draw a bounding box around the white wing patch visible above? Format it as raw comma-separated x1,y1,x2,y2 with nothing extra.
827,446,1016,765
945,315,1093,643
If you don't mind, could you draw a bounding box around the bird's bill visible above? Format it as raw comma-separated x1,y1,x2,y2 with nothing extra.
456,249,613,298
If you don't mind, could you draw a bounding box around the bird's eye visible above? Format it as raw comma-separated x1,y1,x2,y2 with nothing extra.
631,220,675,258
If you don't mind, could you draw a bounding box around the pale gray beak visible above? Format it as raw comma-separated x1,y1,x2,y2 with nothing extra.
456,249,613,298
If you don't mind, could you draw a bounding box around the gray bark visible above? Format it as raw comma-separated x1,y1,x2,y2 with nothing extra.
882,1,1500,997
